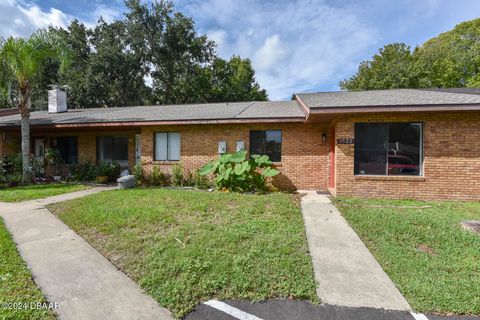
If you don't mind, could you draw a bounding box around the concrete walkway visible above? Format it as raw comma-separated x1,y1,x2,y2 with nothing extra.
0,187,174,320
301,191,411,311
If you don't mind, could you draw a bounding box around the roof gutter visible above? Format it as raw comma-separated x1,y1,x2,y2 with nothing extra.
308,103,480,114
0,117,307,130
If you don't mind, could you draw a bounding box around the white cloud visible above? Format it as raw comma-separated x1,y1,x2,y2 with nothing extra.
179,0,377,99
254,34,290,73
206,29,228,56
92,4,122,24
0,0,72,38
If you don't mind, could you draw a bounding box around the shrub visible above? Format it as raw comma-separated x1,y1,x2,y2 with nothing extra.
193,169,210,189
171,164,184,187
96,161,120,182
72,155,97,181
72,161,96,181
150,166,170,186
133,164,144,184
44,148,64,175
9,154,23,175
6,173,21,184
182,169,195,187
31,157,45,177
199,151,279,192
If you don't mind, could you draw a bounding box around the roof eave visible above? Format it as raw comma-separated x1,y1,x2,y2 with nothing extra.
0,117,307,130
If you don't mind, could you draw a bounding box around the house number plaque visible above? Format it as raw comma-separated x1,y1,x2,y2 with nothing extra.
336,138,354,144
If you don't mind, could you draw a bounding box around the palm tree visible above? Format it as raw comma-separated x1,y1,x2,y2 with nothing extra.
0,30,70,183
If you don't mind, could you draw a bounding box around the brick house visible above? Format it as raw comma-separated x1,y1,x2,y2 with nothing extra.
1,88,480,200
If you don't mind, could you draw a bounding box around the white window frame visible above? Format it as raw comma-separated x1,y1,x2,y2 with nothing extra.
154,132,181,161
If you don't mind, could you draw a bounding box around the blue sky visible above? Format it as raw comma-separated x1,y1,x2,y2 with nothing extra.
2,0,480,100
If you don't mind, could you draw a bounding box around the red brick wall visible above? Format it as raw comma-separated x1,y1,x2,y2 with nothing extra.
140,123,330,190
333,111,480,201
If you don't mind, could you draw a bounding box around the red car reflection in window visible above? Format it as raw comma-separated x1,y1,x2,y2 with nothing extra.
388,155,419,175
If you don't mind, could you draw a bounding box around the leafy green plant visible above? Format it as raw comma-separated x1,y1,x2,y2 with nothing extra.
44,148,64,176
171,164,184,187
96,161,120,181
149,166,170,186
193,169,210,189
133,164,144,184
9,154,23,175
31,157,45,177
72,161,97,181
6,173,22,184
199,151,279,192
182,169,195,187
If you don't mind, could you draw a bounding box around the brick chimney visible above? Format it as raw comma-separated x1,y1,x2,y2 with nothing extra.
48,85,67,113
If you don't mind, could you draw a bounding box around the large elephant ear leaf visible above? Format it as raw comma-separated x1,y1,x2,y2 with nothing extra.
242,161,250,172
219,153,232,163
256,155,272,166
218,165,226,175
230,150,247,162
234,162,243,175
262,167,280,177
225,167,233,180
199,162,214,175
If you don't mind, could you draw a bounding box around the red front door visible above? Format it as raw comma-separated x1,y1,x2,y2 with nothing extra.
329,126,335,189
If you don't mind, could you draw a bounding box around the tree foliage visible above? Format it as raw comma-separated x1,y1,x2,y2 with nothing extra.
340,43,418,90
1,0,267,109
341,18,480,91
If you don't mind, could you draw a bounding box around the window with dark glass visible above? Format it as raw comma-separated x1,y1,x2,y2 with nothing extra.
97,136,129,166
354,123,422,176
56,137,78,164
249,130,282,162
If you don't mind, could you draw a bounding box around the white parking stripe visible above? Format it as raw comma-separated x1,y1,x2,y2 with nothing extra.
204,300,264,320
411,312,429,320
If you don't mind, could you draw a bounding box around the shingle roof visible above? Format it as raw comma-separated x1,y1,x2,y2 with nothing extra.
0,100,306,127
296,88,480,108
2,88,480,128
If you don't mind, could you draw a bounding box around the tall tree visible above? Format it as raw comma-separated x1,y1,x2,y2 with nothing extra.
5,1,268,111
0,31,70,182
125,0,215,104
55,20,92,108
340,43,417,90
341,18,480,91
207,56,268,102
414,18,480,88
0,39,15,109
88,19,149,107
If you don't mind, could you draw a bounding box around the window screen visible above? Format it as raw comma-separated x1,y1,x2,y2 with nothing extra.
155,132,180,161
249,130,282,162
354,123,422,176
97,136,129,166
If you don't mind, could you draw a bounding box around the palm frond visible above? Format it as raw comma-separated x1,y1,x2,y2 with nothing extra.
0,30,72,93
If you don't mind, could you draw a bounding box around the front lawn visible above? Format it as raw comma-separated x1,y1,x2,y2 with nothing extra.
0,183,89,202
0,219,55,320
334,197,480,315
49,189,318,318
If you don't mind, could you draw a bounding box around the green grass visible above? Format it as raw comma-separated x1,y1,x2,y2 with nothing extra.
0,219,56,320
334,197,480,315
49,189,318,318
0,183,89,202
